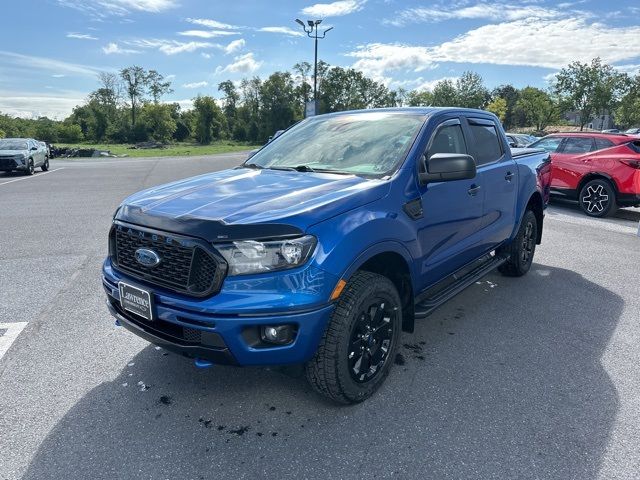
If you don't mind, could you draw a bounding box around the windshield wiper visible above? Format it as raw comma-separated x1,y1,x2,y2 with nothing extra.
244,163,265,169
268,165,315,172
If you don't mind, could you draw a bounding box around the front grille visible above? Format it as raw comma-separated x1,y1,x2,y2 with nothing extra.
0,157,18,169
110,223,226,297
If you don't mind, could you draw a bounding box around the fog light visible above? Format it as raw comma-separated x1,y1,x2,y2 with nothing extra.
261,325,294,345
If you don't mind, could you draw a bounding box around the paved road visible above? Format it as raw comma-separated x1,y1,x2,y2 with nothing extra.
0,154,639,480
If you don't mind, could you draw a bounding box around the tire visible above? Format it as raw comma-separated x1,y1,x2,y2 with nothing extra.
25,159,35,176
305,271,402,404
578,179,617,217
41,157,49,172
498,209,538,277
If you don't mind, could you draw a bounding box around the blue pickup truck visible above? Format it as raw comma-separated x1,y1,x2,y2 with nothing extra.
103,108,551,404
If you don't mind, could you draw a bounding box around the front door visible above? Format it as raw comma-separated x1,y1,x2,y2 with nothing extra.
415,117,485,290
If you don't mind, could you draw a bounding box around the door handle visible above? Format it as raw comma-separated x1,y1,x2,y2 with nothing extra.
468,185,481,196
505,171,515,181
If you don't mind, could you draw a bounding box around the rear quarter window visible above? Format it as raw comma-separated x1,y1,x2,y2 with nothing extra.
594,138,614,150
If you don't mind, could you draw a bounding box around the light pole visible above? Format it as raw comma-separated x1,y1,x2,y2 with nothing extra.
295,18,333,116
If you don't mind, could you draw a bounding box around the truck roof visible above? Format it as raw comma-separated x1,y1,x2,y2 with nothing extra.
318,106,496,118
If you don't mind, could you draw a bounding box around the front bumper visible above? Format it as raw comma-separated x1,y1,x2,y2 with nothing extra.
103,261,336,366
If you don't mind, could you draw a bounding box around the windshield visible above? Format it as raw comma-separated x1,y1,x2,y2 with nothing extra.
0,140,28,151
246,112,426,177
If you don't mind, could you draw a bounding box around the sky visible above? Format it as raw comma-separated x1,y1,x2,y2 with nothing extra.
1,0,639,119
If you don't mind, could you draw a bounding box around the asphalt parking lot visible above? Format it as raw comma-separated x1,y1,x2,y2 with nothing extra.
0,154,639,480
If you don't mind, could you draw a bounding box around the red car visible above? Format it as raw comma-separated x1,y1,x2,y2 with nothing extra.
529,133,640,217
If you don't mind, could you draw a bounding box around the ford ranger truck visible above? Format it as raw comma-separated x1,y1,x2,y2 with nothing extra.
103,108,551,404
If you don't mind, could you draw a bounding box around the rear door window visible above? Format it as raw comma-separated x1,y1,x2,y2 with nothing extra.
468,118,503,165
562,137,595,154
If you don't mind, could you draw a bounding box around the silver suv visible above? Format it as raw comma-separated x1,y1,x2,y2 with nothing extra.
0,138,49,175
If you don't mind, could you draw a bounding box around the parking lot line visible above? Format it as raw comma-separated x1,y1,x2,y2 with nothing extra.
0,168,65,186
0,322,28,360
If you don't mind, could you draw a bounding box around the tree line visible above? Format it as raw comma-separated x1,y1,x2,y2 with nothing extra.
1,57,638,144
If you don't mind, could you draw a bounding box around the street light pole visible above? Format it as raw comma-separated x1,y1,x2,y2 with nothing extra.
295,18,333,116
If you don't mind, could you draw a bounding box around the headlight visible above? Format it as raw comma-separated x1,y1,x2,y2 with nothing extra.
217,235,317,276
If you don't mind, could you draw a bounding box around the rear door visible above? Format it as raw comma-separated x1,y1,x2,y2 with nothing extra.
415,116,485,287
553,136,596,190
465,116,517,249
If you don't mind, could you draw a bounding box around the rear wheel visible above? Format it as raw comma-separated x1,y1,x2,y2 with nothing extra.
579,179,617,217
305,271,401,404
41,157,49,172
498,209,538,277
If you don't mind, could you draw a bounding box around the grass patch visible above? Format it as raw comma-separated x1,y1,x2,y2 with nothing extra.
56,142,260,158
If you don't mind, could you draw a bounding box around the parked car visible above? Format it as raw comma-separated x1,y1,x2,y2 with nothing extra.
0,138,49,175
506,133,535,147
623,127,640,135
103,108,551,404
602,129,620,133
529,132,640,216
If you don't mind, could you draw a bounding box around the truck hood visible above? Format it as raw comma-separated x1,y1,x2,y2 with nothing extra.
116,167,390,241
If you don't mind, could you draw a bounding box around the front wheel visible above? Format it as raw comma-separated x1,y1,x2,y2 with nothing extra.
579,179,617,217
41,157,49,172
305,271,402,404
25,159,35,176
498,209,538,277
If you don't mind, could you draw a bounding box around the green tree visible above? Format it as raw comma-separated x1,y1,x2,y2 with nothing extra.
485,97,507,123
192,95,224,144
456,71,489,109
555,58,628,130
615,75,640,128
57,123,84,143
218,80,239,137
516,87,559,132
138,103,177,142
406,89,434,106
120,66,149,126
147,70,173,103
431,79,458,106
320,67,393,113
491,84,520,129
34,118,59,142
259,72,296,141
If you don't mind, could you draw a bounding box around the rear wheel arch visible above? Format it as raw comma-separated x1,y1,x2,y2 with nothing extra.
526,192,544,244
577,173,618,198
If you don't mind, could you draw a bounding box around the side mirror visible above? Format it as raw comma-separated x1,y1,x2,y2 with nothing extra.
419,153,477,184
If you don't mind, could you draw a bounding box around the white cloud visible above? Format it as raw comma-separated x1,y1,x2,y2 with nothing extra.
391,76,460,91
301,0,366,17
348,17,640,78
178,30,239,38
66,32,99,40
387,3,564,26
258,26,304,37
201,52,212,59
0,50,108,77
0,90,85,119
167,99,195,111
182,81,209,89
57,0,178,17
52,74,67,78
613,64,640,75
102,42,141,54
215,53,263,75
225,39,245,54
185,18,241,30
127,39,215,55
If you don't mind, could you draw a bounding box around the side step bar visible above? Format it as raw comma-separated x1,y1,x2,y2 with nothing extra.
414,253,508,319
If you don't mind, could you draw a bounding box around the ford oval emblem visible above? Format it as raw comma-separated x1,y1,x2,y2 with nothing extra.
135,248,161,267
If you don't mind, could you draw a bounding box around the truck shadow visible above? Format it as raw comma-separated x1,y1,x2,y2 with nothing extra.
24,265,621,480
